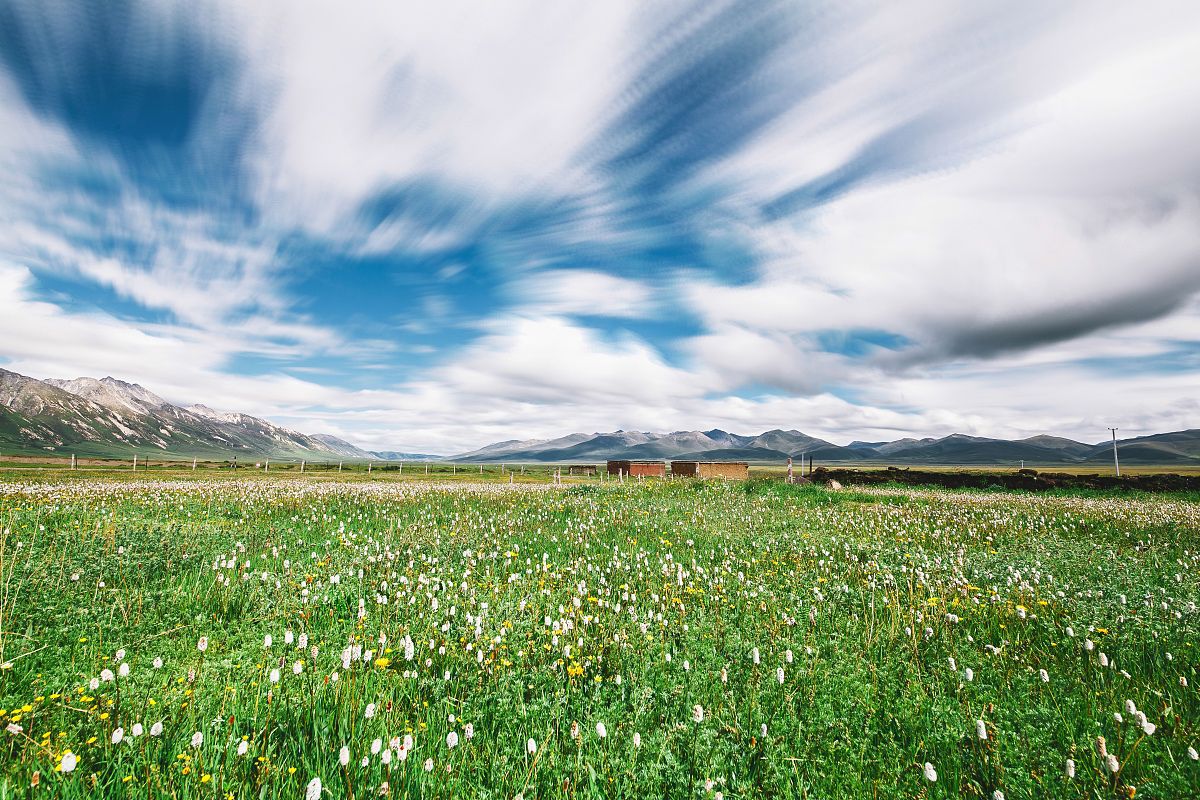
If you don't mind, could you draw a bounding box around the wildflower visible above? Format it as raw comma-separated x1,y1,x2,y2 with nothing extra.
293,661,303,675
964,668,974,682
1142,720,1156,736
269,669,280,683
424,758,433,772
527,738,537,755
993,792,1005,800
101,669,115,682
1106,754,1119,774
115,649,125,661
191,731,203,749
923,762,937,782
153,657,163,669
464,723,474,740
150,721,163,737
339,746,350,766
372,739,382,755
1189,747,1198,761
976,720,987,740
752,647,760,665
118,663,130,677
238,740,249,756
595,722,606,739
365,703,376,719
285,631,294,645
786,649,794,663
111,728,124,744
90,678,100,690
6,723,23,735
776,667,785,684
633,732,641,748
761,723,768,737
131,723,143,737
447,731,459,749
381,748,392,765
692,704,705,723
1039,669,1049,683
1065,758,1076,778
305,777,321,800
60,752,77,773
264,635,272,648
197,637,208,652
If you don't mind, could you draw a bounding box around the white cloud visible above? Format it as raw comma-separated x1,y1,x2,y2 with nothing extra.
513,270,656,318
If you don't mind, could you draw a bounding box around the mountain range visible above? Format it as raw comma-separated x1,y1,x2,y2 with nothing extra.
0,368,374,461
1,367,1197,465
447,427,1200,465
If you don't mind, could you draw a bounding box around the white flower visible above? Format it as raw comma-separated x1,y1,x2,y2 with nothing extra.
963,668,974,682
115,649,125,661
1189,747,1198,761
372,739,382,755
131,723,143,738
1039,669,1048,683
760,723,767,737
89,677,100,690
339,746,350,766
785,649,794,663
595,722,606,740
150,721,163,737
191,731,203,749
101,669,114,682
305,777,321,800
752,647,760,665
197,637,208,652
264,635,272,648
1142,720,1156,736
776,667,785,684
692,704,705,723
976,720,987,740
1106,754,1120,774
424,758,434,772
111,728,124,744
293,661,303,675
285,630,294,645
992,792,1005,800
238,739,249,756
1099,652,1109,668
633,732,641,748
1065,758,1075,778
118,663,130,678
381,748,392,765
447,731,459,749
464,723,474,740
923,762,937,782
269,668,280,683
365,703,376,719
60,752,77,773
527,738,537,755
153,657,163,669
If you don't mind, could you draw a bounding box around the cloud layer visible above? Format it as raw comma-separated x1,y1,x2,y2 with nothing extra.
1,0,1198,452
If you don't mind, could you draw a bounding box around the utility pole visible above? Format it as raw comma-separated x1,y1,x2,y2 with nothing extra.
1109,427,1121,477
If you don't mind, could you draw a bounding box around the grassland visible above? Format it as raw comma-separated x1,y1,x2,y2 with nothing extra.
1,474,1198,798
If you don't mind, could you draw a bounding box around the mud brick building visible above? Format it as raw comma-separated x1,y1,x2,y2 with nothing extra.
567,464,597,475
670,461,749,480
606,460,666,477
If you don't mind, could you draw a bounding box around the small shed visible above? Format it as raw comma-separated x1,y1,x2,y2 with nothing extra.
671,461,749,480
607,460,666,477
567,464,597,476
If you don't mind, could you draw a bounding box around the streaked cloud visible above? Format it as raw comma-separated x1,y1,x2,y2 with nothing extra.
0,0,1198,451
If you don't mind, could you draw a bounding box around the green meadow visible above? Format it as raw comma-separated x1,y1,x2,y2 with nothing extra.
1,476,1198,798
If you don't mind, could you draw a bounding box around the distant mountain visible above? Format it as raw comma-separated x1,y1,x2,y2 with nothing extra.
0,368,384,460
369,451,444,462
447,427,1200,465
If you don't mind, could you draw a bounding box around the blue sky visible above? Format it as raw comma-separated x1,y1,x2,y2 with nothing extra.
1,0,1198,453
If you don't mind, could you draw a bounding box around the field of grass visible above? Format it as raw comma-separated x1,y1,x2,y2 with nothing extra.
1,476,1198,798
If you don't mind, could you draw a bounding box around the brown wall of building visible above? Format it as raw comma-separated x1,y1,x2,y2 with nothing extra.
697,462,749,480
607,460,665,477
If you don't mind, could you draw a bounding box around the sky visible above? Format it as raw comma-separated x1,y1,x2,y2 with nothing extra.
1,0,1198,454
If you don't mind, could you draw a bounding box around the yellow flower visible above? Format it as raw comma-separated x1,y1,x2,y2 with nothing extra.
374,657,391,668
